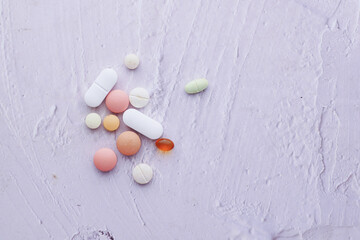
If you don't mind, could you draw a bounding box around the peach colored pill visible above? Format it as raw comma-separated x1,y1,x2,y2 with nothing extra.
105,90,129,113
93,148,117,172
116,131,141,156
103,114,120,132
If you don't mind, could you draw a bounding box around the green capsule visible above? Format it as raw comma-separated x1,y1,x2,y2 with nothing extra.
184,78,208,94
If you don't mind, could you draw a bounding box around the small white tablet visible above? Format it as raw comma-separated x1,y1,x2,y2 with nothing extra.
132,163,153,184
129,87,150,108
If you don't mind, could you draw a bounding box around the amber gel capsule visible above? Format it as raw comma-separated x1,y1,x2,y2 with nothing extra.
155,138,174,151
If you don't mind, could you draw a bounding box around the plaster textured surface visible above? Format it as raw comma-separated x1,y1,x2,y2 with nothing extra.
0,0,360,239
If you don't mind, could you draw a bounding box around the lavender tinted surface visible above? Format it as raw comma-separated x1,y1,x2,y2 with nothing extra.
0,0,360,239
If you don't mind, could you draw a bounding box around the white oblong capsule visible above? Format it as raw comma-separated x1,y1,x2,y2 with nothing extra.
84,68,117,107
123,109,163,140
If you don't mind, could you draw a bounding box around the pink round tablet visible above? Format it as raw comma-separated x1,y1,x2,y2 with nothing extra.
105,90,129,113
93,148,117,172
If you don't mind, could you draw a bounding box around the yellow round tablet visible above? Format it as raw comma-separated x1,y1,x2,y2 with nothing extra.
103,114,120,131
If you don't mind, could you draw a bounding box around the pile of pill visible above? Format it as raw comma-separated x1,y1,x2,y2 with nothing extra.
84,53,208,185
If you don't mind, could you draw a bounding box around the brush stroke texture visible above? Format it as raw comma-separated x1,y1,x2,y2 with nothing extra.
0,0,359,239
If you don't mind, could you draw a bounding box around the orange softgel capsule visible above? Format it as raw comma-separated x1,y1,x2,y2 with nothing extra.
155,138,174,151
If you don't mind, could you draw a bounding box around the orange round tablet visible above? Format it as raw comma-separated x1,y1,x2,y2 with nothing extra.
116,131,141,156
105,90,129,113
93,148,117,172
103,114,120,131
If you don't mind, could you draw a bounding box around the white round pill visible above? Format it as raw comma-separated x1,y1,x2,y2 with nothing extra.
132,163,153,185
129,87,150,108
124,53,140,70
85,113,101,129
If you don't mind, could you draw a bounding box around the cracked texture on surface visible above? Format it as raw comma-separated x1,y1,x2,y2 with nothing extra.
0,0,359,239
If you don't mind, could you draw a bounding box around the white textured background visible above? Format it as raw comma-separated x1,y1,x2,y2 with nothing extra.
0,0,360,239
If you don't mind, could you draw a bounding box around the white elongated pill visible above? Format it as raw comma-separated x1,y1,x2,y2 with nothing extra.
124,54,140,70
123,109,163,140
84,68,118,107
85,113,101,129
132,163,153,185
129,87,150,108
